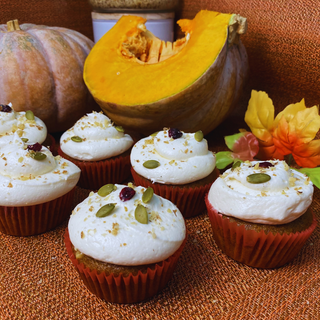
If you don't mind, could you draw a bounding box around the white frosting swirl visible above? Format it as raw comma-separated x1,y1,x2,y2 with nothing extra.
207,160,314,224
60,112,133,161
130,129,216,184
0,138,81,206
0,104,47,147
68,184,186,265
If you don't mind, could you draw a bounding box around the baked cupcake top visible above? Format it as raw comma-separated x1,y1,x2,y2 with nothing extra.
207,160,313,224
68,183,186,265
130,128,216,184
0,136,80,206
60,112,133,161
0,103,47,147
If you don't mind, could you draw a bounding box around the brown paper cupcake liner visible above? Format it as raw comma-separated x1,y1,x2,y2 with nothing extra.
205,196,317,268
0,188,76,236
64,229,186,304
131,168,219,218
58,148,131,190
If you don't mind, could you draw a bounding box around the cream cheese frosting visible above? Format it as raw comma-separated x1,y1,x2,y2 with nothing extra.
68,184,186,265
207,160,314,224
0,103,47,147
130,129,216,184
60,112,133,161
0,136,80,206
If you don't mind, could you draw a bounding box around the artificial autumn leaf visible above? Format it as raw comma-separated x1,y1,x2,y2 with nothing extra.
273,104,320,167
215,131,259,169
294,167,320,189
245,90,284,160
245,90,274,144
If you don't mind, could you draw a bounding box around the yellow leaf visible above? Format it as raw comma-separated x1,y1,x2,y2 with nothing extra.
274,99,306,127
289,106,320,144
244,90,274,143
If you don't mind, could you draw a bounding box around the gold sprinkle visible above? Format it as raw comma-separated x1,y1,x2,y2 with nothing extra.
18,157,24,163
81,231,85,239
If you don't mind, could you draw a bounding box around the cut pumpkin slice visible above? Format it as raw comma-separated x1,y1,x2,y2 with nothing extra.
84,10,248,135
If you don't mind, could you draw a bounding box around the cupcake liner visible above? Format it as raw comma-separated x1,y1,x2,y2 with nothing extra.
64,229,186,304
205,196,317,268
0,188,76,236
131,167,219,218
58,148,131,190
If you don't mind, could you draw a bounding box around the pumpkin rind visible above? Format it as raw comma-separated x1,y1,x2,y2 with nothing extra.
0,22,98,133
84,10,248,135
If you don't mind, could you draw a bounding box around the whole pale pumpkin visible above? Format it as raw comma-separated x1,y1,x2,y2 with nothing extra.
84,10,248,136
0,20,98,133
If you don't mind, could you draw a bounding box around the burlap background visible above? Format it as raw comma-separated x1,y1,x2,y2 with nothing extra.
0,0,320,318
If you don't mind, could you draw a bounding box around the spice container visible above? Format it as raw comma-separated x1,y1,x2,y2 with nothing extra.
88,0,178,42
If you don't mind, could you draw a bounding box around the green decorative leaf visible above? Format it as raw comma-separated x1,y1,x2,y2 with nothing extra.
215,151,234,170
294,167,320,189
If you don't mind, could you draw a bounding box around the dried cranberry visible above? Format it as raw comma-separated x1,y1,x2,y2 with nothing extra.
168,128,182,139
259,161,274,168
119,187,136,201
27,143,42,152
0,104,12,113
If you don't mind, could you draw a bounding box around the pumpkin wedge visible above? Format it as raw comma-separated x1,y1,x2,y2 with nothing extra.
84,10,248,135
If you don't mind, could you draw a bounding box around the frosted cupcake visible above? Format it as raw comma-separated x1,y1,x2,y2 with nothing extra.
205,160,316,268
0,103,54,151
0,136,80,236
65,183,186,303
59,112,134,190
130,128,219,218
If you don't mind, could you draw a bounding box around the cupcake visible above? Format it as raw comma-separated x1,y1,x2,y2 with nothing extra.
59,112,134,190
0,103,55,151
205,160,317,268
130,128,219,218
0,136,80,236
65,183,186,303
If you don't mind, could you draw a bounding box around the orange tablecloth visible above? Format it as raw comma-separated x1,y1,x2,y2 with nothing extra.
0,121,319,319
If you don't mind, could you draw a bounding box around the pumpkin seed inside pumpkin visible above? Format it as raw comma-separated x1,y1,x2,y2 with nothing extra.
98,184,116,197
143,160,160,169
71,136,83,143
194,130,204,142
135,204,148,224
96,203,116,218
142,187,154,203
247,173,271,184
30,151,47,161
25,110,35,120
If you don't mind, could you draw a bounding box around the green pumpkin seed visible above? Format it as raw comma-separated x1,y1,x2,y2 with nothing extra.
71,136,83,143
150,131,159,137
98,184,116,197
115,126,124,132
232,161,241,169
96,203,116,218
194,130,204,142
142,187,154,203
143,160,160,169
21,138,29,143
247,173,271,184
25,110,35,120
30,151,47,161
135,204,148,224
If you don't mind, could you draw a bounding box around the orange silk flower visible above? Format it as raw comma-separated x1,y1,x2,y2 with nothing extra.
245,90,320,168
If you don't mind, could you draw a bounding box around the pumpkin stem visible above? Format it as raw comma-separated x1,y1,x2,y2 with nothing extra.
7,19,21,32
228,15,247,46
